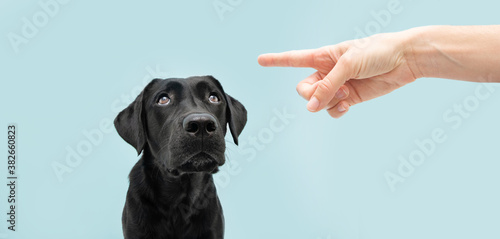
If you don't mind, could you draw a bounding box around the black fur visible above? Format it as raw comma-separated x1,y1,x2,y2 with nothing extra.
114,76,247,239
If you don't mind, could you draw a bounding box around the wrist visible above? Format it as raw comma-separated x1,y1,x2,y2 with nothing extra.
402,26,441,79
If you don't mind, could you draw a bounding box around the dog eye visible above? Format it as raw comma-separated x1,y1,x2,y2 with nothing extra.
208,94,220,103
157,95,170,105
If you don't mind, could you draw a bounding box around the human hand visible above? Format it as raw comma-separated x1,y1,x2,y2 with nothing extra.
258,31,419,118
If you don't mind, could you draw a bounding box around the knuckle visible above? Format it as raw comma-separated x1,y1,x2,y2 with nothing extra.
312,50,323,60
325,100,339,111
338,55,357,79
340,54,353,66
317,79,335,95
296,83,311,100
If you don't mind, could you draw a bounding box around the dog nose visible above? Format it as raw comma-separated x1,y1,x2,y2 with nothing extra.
183,113,218,135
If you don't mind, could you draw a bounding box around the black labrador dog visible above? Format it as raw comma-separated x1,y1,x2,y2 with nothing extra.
114,76,247,239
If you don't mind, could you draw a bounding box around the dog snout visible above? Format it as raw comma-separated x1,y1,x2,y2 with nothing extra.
183,113,218,136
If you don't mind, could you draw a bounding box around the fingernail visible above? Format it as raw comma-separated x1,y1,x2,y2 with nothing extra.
335,88,346,99
307,97,319,111
338,103,347,112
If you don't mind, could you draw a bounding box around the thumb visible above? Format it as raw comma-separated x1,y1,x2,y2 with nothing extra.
307,58,354,112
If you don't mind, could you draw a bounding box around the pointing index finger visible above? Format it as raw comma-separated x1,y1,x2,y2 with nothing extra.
258,49,319,68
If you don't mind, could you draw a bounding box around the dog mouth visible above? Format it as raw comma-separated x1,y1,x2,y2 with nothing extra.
175,152,220,173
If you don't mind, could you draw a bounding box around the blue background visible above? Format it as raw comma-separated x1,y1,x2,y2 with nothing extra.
1,0,500,238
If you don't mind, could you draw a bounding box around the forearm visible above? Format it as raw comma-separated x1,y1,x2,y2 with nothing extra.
405,25,500,82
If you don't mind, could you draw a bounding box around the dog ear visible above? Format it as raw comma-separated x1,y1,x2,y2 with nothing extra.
114,80,157,155
224,94,247,145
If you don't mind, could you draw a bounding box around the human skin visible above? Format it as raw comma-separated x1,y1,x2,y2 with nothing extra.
258,25,500,118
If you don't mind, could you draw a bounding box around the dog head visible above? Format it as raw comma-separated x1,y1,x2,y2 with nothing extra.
114,76,247,175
